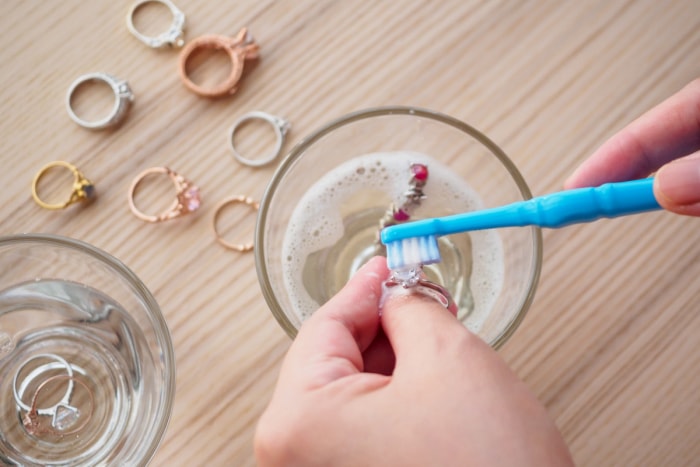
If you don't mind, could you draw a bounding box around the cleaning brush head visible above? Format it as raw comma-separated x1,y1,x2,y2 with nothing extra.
384,235,441,270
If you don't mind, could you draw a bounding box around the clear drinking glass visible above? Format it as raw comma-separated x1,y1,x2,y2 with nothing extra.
255,107,542,348
0,234,175,466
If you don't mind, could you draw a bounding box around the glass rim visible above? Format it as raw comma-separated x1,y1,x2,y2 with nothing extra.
255,105,543,349
0,232,175,465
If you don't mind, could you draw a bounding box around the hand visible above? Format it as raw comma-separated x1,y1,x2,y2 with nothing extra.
565,78,700,216
255,257,573,467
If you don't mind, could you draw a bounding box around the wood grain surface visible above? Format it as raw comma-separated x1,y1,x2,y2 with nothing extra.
1,1,699,465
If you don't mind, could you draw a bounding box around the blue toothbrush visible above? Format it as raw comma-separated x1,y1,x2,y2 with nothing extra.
380,178,661,270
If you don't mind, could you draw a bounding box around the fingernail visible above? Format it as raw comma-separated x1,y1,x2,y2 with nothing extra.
656,156,700,206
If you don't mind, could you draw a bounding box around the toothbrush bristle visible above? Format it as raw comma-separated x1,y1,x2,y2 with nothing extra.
385,235,441,270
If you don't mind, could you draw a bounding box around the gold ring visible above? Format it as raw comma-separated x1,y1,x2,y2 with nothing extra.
212,195,259,251
128,166,201,222
32,161,96,210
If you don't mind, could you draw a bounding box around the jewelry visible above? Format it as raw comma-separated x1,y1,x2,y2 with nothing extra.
32,161,96,210
128,167,201,222
212,195,259,252
13,354,91,434
384,271,455,311
375,162,429,249
178,28,259,98
23,375,94,437
66,72,134,129
229,111,290,167
126,0,186,48
379,162,429,229
13,354,75,416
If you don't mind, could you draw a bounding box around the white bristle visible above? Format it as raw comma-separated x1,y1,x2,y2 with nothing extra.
385,235,441,270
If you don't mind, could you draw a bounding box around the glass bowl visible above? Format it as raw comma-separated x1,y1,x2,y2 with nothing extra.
255,107,542,348
0,234,175,466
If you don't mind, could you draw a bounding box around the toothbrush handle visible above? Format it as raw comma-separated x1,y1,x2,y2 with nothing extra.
382,178,661,242
509,177,661,228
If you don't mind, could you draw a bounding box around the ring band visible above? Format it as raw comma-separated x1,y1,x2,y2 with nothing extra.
229,111,290,167
66,72,134,129
126,0,186,48
178,28,259,98
128,167,201,222
212,195,259,251
23,374,94,436
32,161,96,210
13,354,75,416
384,278,455,311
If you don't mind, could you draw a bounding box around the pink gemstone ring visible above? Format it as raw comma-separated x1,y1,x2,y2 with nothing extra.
128,166,201,222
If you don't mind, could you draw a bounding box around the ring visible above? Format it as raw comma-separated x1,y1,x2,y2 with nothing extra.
178,28,259,98
212,195,259,251
12,354,85,417
23,374,94,436
229,111,290,167
32,161,96,210
384,277,455,311
66,72,134,129
128,166,201,222
126,0,186,48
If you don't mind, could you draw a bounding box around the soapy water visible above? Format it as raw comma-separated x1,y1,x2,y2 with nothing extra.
281,151,504,333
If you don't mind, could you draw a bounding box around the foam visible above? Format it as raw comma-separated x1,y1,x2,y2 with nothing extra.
281,151,504,332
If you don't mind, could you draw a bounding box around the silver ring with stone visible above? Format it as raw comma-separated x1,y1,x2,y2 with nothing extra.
229,111,291,168
384,278,454,310
13,354,75,415
126,0,186,48
66,72,134,130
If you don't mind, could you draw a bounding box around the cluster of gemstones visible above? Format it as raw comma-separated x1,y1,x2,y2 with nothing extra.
376,162,429,242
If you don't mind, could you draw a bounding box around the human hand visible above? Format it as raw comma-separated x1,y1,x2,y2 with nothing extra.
255,257,573,467
565,79,700,216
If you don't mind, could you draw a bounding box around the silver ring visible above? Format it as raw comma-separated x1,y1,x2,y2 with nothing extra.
384,278,454,310
127,0,186,48
13,354,75,415
229,111,291,167
66,72,134,130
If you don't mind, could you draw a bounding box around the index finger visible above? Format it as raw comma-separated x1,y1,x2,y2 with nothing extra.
565,79,700,189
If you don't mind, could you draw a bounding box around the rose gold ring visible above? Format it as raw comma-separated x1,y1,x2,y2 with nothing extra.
212,195,259,252
23,374,94,437
178,28,259,98
128,166,201,222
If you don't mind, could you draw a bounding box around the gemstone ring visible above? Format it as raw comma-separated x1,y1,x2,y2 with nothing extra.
128,166,201,222
32,161,96,210
66,72,134,130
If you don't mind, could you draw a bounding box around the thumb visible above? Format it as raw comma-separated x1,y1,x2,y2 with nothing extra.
380,286,473,370
655,153,700,216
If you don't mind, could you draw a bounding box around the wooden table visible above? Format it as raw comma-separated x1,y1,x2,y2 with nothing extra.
2,1,699,465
